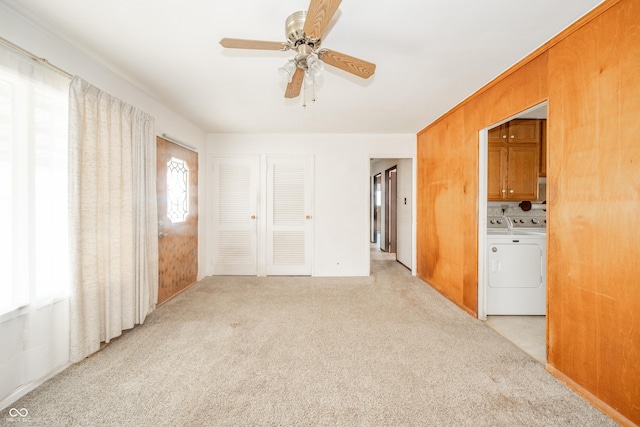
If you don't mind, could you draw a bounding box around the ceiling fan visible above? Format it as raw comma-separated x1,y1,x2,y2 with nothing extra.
220,0,376,99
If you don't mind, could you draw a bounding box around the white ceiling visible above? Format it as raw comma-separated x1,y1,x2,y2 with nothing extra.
1,0,602,134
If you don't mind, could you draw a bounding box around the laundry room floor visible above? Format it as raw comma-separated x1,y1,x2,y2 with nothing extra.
485,316,546,364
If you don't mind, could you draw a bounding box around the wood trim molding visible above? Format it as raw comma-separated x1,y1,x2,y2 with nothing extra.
418,0,621,135
546,364,637,427
417,275,478,318
156,280,199,307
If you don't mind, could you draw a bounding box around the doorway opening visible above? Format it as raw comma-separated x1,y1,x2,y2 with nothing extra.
369,158,414,273
478,101,548,364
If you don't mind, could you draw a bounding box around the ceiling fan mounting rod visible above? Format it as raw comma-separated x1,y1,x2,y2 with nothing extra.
293,43,322,71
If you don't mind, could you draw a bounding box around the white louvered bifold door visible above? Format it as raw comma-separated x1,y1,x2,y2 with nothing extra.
266,156,314,276
211,157,259,275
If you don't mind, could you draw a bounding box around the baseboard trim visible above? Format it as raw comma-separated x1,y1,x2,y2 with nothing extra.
546,364,637,427
0,362,71,411
157,280,199,307
416,274,478,318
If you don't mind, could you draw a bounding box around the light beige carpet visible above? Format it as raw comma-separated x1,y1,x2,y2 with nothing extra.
4,248,614,426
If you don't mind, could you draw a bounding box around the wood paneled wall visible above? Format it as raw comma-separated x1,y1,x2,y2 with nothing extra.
416,0,639,424
417,53,549,314
546,1,640,423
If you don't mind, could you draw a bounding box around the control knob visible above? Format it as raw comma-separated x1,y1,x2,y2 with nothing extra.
531,218,539,224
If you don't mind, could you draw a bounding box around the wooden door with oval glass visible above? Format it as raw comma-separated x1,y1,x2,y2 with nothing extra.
156,136,198,304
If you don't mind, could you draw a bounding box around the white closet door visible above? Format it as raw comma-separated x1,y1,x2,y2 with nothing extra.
211,157,259,275
267,156,314,276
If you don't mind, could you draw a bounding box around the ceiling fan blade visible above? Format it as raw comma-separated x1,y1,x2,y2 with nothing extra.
320,49,376,79
303,0,342,40
220,38,288,51
285,68,305,98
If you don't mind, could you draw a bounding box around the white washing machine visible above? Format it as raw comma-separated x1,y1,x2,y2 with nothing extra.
487,216,546,315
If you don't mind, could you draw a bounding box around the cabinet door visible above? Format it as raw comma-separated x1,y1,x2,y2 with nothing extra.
488,145,507,200
488,124,508,144
506,145,539,200
507,119,540,144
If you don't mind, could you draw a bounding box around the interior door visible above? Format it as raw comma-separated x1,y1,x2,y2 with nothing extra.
372,173,382,245
211,156,259,275
385,166,397,255
156,136,198,304
266,156,314,276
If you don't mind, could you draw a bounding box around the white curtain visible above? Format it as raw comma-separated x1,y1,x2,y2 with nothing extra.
0,41,70,406
68,76,158,362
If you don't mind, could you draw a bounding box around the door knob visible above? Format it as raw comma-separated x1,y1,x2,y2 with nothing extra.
250,215,256,220
158,231,169,238
306,215,312,219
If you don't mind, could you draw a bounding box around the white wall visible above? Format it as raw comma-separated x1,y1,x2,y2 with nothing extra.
370,158,413,270
208,133,415,276
395,159,413,269
0,3,209,279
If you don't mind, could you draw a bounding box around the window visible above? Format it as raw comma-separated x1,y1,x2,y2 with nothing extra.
167,156,189,223
0,51,70,315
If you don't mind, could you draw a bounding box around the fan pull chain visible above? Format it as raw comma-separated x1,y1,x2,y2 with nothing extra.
302,77,307,108
301,75,316,108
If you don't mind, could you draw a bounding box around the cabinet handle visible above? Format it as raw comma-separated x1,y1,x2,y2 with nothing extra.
510,135,515,139
501,189,506,193
509,189,514,194
502,135,507,139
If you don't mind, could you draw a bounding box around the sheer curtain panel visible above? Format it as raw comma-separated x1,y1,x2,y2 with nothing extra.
68,77,158,362
0,42,70,407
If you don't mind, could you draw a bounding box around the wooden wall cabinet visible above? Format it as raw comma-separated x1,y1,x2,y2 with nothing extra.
488,119,541,144
488,119,540,200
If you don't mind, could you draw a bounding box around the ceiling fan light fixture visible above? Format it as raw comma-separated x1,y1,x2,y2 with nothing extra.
304,71,314,87
306,53,323,77
220,0,376,101
278,60,297,82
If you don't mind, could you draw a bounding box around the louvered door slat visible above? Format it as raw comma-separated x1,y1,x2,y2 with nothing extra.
211,157,258,275
267,157,313,275
219,163,251,224
273,231,306,265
